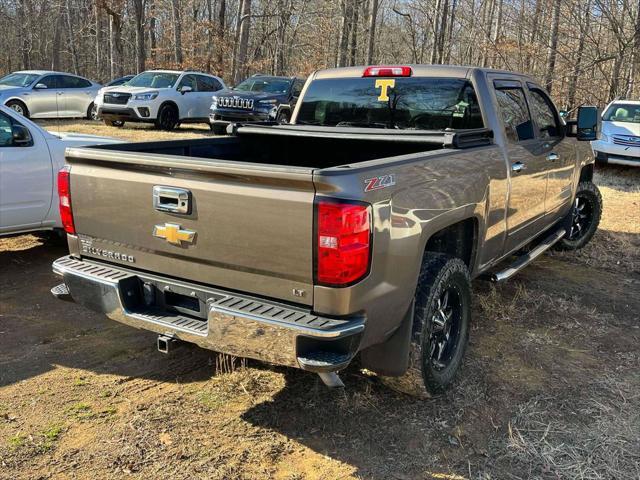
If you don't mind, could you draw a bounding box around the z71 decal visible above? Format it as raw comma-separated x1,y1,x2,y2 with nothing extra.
364,174,396,192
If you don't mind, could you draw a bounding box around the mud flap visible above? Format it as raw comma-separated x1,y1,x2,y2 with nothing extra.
360,300,414,377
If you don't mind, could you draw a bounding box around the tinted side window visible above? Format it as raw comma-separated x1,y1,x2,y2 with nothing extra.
197,75,222,92
75,77,92,88
494,86,534,142
58,75,82,88
39,75,58,89
0,111,13,146
178,74,198,91
528,89,561,138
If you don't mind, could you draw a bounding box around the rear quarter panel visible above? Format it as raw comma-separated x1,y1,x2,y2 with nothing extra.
313,145,507,347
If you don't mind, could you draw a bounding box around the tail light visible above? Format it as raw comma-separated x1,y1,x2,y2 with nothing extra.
363,66,412,77
58,165,75,234
315,199,371,287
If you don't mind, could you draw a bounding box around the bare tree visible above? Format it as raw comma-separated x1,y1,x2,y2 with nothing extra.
102,0,124,78
235,0,251,82
544,0,561,93
95,1,103,80
52,1,64,71
365,0,378,64
337,0,354,67
132,0,146,73
567,0,592,110
171,0,183,65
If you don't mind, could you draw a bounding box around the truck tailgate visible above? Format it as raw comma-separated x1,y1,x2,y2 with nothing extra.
66,149,315,305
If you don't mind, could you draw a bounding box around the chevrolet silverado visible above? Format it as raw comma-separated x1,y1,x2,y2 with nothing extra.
50,65,602,395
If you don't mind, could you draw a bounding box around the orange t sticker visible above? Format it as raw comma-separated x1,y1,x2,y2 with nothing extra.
375,79,395,101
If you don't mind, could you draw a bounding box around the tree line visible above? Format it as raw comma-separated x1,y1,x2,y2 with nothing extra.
1,0,639,110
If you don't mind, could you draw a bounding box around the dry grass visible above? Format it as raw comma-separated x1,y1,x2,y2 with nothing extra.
503,375,640,480
35,118,215,142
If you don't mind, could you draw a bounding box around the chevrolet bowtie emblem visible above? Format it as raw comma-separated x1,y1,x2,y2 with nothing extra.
153,223,196,246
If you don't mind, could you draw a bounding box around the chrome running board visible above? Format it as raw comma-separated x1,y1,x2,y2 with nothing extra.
487,228,565,283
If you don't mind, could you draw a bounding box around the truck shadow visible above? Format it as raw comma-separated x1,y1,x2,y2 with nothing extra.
0,240,220,387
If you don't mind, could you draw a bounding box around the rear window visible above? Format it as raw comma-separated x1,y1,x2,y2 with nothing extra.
603,103,640,124
296,77,484,130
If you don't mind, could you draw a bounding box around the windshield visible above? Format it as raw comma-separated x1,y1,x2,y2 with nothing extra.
127,72,179,89
296,77,484,130
603,103,640,124
0,73,40,87
234,77,290,94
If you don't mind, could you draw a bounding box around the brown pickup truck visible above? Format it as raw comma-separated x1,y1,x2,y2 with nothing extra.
51,65,602,395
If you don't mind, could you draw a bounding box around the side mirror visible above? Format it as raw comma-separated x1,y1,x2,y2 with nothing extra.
11,125,32,146
180,86,192,94
34,83,47,90
576,106,601,141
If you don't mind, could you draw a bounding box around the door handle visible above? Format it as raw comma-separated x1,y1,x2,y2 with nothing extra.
547,152,560,161
511,162,526,173
153,186,191,214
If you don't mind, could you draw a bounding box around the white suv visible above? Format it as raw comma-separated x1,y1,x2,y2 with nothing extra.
591,100,640,167
95,70,226,130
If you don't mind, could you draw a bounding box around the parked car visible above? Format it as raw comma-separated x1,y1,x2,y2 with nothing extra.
209,74,306,134
50,65,601,395
591,99,640,167
94,70,226,130
89,75,137,121
0,70,101,119
0,105,120,237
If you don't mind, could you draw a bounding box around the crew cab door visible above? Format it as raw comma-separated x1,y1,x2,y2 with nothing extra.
492,79,549,252
0,111,53,232
525,84,575,217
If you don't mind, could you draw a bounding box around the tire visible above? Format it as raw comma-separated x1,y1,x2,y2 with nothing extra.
381,253,471,397
276,110,290,124
87,102,99,121
104,119,124,127
155,104,179,131
210,124,227,135
554,181,602,251
6,100,29,118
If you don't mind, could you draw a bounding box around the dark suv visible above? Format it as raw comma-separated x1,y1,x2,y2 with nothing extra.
209,74,306,134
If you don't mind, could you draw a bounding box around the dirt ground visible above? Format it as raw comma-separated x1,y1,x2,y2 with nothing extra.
0,121,639,479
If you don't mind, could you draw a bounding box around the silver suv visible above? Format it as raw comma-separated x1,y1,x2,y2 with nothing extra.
0,71,102,119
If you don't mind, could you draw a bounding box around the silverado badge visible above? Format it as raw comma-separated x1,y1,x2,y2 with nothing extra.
153,223,196,246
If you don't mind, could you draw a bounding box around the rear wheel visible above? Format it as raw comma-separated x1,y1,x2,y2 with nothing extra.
381,253,471,397
87,102,99,121
155,104,179,131
6,100,29,118
104,119,124,127
554,181,602,251
276,110,290,124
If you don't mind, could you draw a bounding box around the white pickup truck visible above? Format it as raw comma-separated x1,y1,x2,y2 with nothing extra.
0,106,119,236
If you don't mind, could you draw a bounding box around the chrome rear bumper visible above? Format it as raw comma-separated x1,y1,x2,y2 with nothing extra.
52,255,364,371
